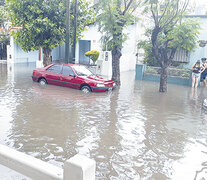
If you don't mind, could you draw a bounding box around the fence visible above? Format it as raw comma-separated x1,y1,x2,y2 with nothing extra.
136,64,192,86
0,144,96,180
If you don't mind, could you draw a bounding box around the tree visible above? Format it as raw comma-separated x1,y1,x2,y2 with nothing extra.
143,0,199,92
66,0,96,63
137,29,159,67
0,0,5,5
138,18,200,67
6,0,65,66
69,0,96,62
0,5,8,27
97,0,141,85
0,5,9,56
6,0,95,66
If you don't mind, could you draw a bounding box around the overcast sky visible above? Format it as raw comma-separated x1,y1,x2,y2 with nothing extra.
191,0,207,14
193,0,207,6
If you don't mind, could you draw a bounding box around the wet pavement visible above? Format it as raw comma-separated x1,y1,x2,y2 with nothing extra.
0,63,207,179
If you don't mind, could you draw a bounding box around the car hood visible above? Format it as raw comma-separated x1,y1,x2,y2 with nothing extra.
83,75,114,84
33,68,45,72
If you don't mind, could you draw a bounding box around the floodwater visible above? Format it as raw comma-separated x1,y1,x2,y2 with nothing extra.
1,63,207,180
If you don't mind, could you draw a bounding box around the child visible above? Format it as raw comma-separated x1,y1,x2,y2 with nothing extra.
192,60,201,88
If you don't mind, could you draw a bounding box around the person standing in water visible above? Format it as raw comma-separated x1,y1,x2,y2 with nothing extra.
200,58,207,86
192,60,201,88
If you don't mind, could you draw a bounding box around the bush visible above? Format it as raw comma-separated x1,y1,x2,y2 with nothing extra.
145,66,190,78
85,50,100,64
137,39,159,67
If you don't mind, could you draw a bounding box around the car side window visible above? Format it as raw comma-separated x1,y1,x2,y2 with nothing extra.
46,64,62,74
62,65,75,76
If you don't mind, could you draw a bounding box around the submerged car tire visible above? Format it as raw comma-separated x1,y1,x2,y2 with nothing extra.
81,85,91,93
39,78,47,86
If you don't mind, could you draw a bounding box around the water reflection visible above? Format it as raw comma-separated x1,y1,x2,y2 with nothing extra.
1,63,207,179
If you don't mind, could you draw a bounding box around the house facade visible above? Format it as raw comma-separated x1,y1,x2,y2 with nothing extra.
79,24,138,76
6,15,207,76
7,23,139,77
184,15,207,69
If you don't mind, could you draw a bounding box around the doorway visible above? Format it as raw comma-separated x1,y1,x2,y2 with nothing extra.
79,40,91,65
0,43,7,60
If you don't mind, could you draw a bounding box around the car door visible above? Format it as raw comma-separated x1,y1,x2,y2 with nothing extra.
45,64,63,86
60,65,79,89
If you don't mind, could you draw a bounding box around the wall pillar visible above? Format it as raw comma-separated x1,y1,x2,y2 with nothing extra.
63,154,96,180
135,64,146,80
7,36,14,64
36,47,44,68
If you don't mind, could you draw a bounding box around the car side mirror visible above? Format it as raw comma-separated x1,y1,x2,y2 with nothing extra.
69,74,76,77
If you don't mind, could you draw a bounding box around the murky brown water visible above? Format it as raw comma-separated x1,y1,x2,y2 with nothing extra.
1,63,207,180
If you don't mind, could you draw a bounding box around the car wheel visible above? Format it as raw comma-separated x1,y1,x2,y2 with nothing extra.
81,85,91,93
39,78,47,86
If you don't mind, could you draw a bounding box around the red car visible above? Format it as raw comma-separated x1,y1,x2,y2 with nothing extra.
32,63,116,92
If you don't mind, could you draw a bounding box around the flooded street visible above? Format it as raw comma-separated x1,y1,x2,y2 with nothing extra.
1,63,207,179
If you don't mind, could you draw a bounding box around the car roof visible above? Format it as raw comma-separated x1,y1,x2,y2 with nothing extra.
52,63,81,67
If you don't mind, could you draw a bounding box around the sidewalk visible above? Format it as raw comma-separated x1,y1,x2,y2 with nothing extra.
0,164,30,180
0,60,7,64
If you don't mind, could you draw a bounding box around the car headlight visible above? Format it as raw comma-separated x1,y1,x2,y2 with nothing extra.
97,83,105,87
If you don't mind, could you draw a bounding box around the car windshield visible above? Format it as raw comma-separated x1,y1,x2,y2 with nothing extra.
73,65,93,76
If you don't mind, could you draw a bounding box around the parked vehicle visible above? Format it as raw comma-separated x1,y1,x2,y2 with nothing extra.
32,63,116,93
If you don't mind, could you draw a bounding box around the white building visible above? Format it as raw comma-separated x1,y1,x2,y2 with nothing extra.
7,22,144,77
7,14,207,74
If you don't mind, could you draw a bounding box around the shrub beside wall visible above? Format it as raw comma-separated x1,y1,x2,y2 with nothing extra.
85,50,100,65
145,66,191,78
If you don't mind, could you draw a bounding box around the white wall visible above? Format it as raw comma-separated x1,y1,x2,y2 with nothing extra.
81,24,140,73
120,24,137,71
7,36,38,63
185,16,207,69
81,26,102,52
7,36,14,63
8,36,64,65
14,37,39,63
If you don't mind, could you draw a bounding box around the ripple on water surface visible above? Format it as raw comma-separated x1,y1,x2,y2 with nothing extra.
1,64,207,179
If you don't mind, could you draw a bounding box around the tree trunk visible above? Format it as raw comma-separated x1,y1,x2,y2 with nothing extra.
43,47,52,67
151,26,161,60
159,65,168,92
112,46,122,85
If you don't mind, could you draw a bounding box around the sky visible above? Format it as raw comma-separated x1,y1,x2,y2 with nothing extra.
191,0,207,14
195,0,207,4
193,0,207,7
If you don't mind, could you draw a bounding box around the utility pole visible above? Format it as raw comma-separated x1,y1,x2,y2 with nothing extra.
72,0,77,63
65,0,70,63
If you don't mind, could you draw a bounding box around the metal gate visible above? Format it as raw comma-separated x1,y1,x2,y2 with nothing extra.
79,40,91,65
0,43,7,60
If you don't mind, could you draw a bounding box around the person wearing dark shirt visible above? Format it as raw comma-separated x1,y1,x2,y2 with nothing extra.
192,60,201,88
200,58,207,86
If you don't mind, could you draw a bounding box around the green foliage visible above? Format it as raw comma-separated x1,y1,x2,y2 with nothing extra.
138,39,159,66
145,65,191,78
97,0,140,50
6,0,96,52
145,66,158,74
0,31,9,44
166,18,200,51
70,0,96,46
0,5,9,44
85,50,99,63
138,18,200,66
6,0,66,51
0,5,8,27
0,0,5,5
